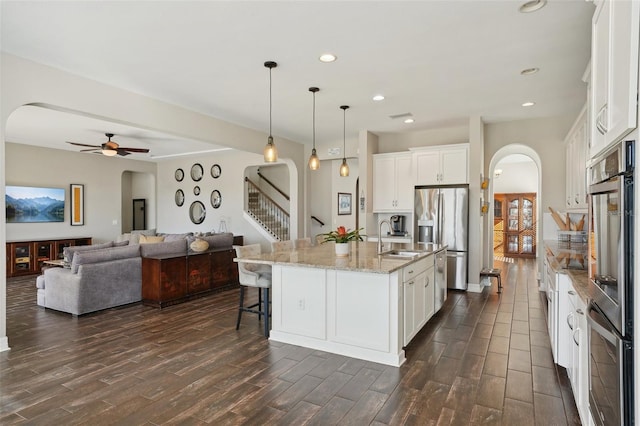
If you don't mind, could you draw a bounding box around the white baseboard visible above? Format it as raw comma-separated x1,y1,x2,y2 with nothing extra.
467,282,484,293
0,336,10,352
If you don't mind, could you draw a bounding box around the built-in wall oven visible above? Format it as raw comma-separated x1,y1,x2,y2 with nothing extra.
588,302,633,425
587,140,634,425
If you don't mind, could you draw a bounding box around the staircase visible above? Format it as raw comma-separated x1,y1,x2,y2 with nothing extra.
245,177,290,241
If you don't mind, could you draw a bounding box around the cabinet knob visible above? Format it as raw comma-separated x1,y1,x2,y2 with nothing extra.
576,308,584,315
568,290,576,296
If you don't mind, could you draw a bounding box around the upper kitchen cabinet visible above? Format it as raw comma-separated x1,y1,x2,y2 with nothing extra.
590,0,639,159
411,144,469,186
565,104,588,210
373,152,413,212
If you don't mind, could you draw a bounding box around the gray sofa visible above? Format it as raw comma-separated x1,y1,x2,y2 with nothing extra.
38,244,142,315
36,232,236,315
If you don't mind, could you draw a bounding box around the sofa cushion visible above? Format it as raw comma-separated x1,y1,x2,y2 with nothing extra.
139,235,165,244
71,244,141,274
161,232,193,242
140,239,187,257
63,241,114,264
36,274,46,289
132,229,156,236
113,240,130,247
194,233,234,250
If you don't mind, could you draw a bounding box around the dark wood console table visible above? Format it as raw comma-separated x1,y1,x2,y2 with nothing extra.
142,236,243,308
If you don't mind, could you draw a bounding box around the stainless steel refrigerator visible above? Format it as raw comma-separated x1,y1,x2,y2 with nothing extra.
414,186,469,290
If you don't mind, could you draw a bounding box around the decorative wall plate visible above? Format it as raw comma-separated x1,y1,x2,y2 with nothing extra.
211,190,222,209
211,164,221,179
193,186,200,196
190,163,204,181
175,168,184,182
175,189,185,207
189,201,206,224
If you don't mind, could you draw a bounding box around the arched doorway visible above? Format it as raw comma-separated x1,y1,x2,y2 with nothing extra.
487,145,542,271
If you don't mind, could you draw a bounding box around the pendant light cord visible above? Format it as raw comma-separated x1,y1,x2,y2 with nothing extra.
312,91,316,149
342,107,346,157
269,67,272,138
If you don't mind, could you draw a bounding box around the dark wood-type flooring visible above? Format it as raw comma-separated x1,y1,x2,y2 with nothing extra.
0,259,580,425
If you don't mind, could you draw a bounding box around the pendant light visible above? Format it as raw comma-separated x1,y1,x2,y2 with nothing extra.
308,87,320,170
339,105,350,177
263,61,278,162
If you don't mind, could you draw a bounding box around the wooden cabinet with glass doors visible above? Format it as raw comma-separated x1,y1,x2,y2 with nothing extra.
6,237,92,277
494,193,536,258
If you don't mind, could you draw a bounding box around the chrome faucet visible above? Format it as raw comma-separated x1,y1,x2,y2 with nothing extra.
378,219,391,254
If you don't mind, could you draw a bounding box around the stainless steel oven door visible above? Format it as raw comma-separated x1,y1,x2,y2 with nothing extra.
589,176,626,336
588,303,633,426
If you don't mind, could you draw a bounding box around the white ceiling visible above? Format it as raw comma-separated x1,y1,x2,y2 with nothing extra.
1,1,594,161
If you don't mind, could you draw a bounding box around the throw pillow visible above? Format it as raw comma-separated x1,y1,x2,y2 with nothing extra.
139,235,165,244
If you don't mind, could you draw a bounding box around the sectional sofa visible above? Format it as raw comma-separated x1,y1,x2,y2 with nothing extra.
36,231,236,315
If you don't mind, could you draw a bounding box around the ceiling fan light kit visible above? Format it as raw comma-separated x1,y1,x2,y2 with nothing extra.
263,61,278,163
67,132,150,157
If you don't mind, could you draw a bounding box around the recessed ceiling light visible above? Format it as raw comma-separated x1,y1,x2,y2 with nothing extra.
404,118,415,124
319,53,337,63
373,95,385,101
522,102,535,107
520,67,540,75
519,0,547,13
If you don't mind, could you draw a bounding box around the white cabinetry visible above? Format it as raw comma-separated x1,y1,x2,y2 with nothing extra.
564,105,588,210
403,255,435,346
373,153,413,212
567,288,589,424
590,0,639,158
412,144,469,185
556,274,573,368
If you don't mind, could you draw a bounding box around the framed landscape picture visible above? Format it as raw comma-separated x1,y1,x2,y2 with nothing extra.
5,186,65,223
338,192,352,215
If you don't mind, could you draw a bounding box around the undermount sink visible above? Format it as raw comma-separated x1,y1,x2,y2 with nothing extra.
381,250,422,259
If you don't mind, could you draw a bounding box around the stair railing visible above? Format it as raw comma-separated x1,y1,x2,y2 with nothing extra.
245,177,290,241
257,170,290,201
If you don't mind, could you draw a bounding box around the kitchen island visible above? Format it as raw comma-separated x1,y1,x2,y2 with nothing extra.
235,241,446,367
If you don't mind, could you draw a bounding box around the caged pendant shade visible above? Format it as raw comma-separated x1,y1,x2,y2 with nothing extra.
263,61,278,163
339,105,350,177
308,87,320,170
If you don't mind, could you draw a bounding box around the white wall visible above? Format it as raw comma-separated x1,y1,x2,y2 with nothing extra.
309,159,332,241
331,159,359,232
5,143,156,243
484,115,573,210
131,172,156,229
307,158,360,241
493,160,538,193
156,149,276,248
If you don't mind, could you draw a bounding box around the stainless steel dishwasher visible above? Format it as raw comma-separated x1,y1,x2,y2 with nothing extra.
434,249,447,311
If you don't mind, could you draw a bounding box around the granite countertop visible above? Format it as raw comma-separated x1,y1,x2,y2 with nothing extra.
544,240,590,304
234,241,447,274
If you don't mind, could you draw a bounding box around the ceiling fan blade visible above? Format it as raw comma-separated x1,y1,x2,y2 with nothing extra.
80,148,100,152
116,149,131,156
120,147,150,153
67,141,101,148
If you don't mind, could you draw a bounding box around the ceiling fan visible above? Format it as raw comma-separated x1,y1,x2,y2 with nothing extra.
66,133,150,157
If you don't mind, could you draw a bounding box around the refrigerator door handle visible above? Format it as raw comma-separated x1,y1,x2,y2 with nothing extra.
438,192,444,244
